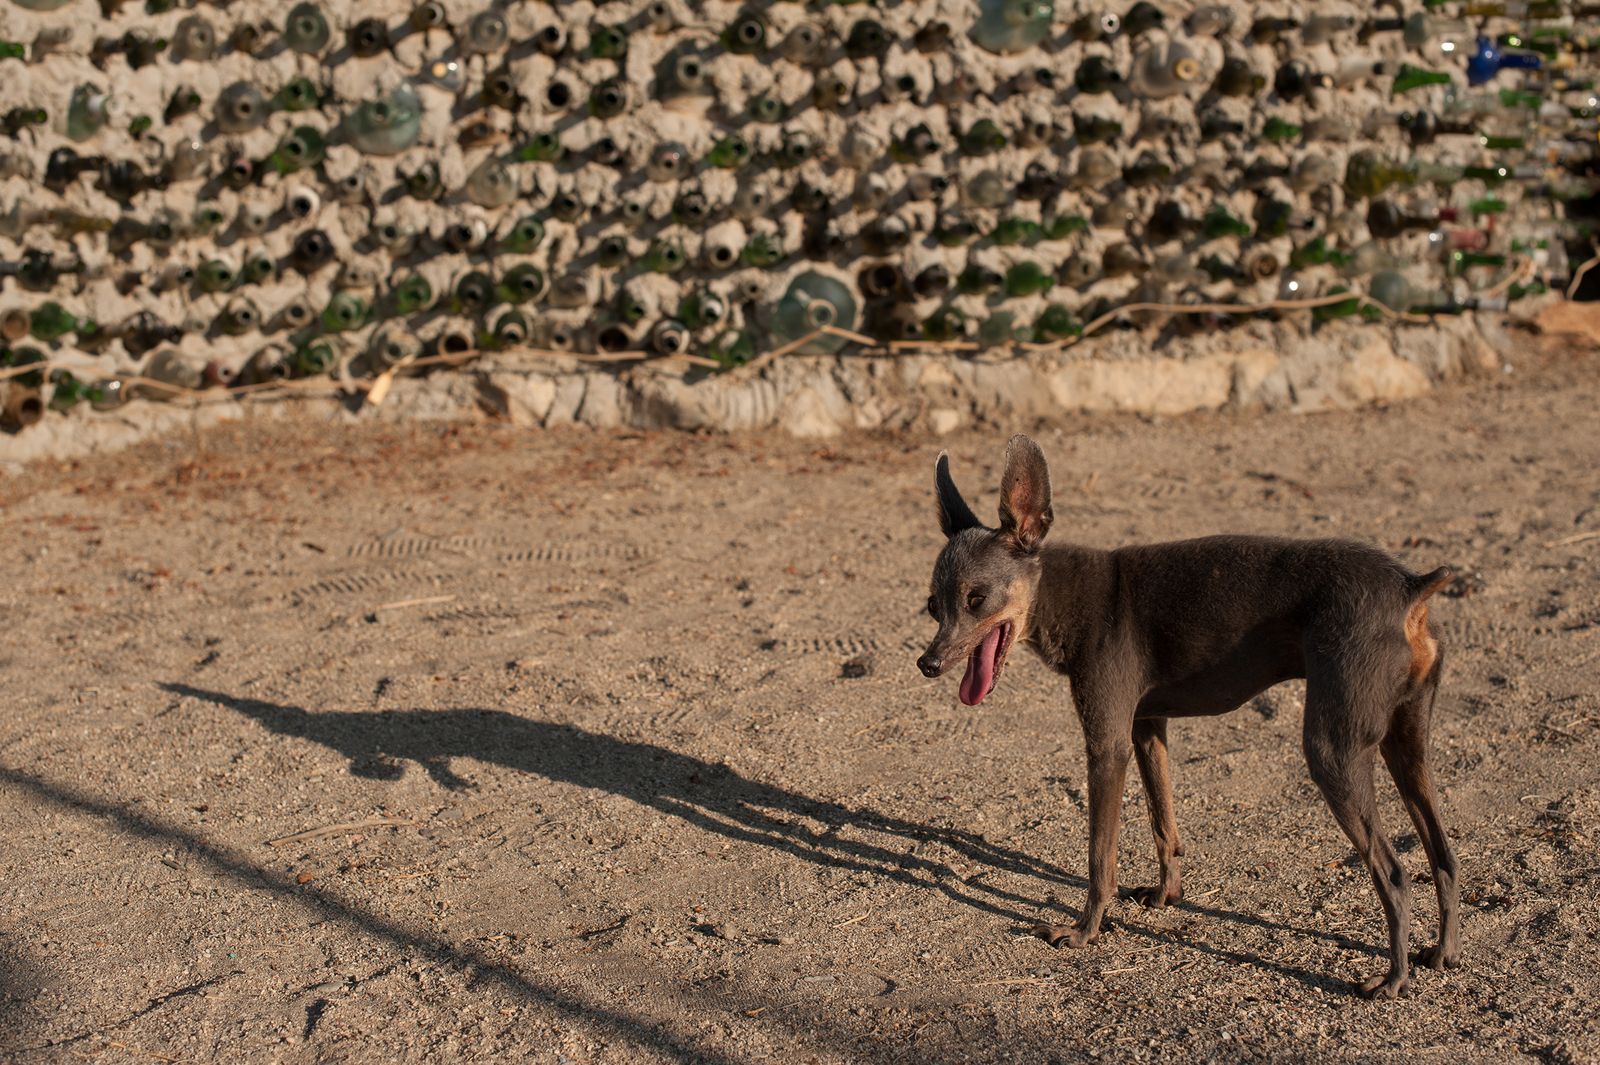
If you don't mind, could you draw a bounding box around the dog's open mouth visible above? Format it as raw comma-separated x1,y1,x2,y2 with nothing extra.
959,621,1014,706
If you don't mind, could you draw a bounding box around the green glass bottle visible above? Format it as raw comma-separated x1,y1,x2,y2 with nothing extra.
502,215,545,253
1479,133,1523,150
197,258,236,293
588,79,629,119
1448,251,1507,275
1200,114,1245,141
708,329,755,368
444,271,490,315
240,252,275,285
643,239,686,274
1213,57,1265,97
1392,64,1452,95
268,126,326,174
388,273,433,315
1004,261,1054,298
741,234,783,267
1311,287,1375,324
1201,206,1252,240
747,95,783,124
3,107,47,136
1043,215,1090,241
589,23,628,59
1033,303,1082,340
518,133,569,167
1261,116,1302,142
959,119,1007,156
679,291,728,329
0,42,25,60
919,307,966,343
321,293,366,332
993,218,1042,245
497,264,547,305
276,78,320,112
1290,236,1352,270
933,218,978,248
706,134,752,169
1073,113,1122,144
1075,56,1122,94
1198,254,1242,282
164,86,202,124
1468,196,1507,216
1254,200,1301,238
29,301,94,342
957,263,1003,295
47,370,86,411
1343,151,1415,199
292,341,336,377
1123,1,1165,36
844,19,890,60
489,310,529,348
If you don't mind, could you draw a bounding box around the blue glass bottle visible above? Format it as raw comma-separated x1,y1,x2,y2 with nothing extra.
1466,36,1541,86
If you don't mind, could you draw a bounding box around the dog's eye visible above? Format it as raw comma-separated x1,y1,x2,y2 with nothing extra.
967,591,985,612
926,596,937,618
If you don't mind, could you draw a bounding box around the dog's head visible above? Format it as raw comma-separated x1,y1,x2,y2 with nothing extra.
917,435,1052,706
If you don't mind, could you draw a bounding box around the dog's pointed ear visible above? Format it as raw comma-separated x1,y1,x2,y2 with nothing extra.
935,451,982,538
998,434,1053,553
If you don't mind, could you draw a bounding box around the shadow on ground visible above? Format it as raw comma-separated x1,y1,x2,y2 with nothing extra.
165,683,1376,993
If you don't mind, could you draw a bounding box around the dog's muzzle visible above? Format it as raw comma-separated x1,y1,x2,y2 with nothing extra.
916,651,942,678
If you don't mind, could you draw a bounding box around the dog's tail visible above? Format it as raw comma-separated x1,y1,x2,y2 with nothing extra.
1402,567,1451,683
1407,566,1453,602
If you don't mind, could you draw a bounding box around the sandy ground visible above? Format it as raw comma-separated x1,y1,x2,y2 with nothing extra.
1,339,1598,1065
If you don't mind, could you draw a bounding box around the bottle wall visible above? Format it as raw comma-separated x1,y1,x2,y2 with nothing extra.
0,0,1592,426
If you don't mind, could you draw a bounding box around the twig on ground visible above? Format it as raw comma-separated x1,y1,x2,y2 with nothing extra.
266,817,418,848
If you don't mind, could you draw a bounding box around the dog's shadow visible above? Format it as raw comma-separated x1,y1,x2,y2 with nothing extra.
164,683,1373,990
164,683,1068,923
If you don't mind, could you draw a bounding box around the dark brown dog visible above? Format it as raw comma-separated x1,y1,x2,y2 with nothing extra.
917,435,1459,998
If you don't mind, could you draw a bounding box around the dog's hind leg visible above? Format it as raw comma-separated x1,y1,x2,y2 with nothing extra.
1304,664,1413,999
1130,717,1182,908
1380,648,1460,972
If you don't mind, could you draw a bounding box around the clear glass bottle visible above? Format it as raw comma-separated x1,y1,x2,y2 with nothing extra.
343,84,423,155
283,3,331,55
465,158,516,207
1129,40,1201,98
171,15,216,61
772,272,857,354
65,84,119,141
971,0,1055,55
465,11,509,54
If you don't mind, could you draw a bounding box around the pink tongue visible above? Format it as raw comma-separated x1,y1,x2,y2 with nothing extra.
959,626,1003,706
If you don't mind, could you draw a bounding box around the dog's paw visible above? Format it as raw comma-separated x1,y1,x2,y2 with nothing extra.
1030,921,1098,949
1128,883,1181,909
1356,969,1410,1000
1416,943,1461,970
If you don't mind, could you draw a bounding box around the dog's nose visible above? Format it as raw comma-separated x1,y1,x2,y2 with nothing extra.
917,652,942,678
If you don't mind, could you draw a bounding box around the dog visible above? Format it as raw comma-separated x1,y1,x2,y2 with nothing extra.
917,435,1458,998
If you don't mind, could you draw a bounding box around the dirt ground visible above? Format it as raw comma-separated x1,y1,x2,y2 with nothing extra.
1,338,1598,1065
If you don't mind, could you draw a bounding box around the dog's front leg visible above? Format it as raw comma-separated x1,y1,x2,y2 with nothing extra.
1035,701,1134,948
